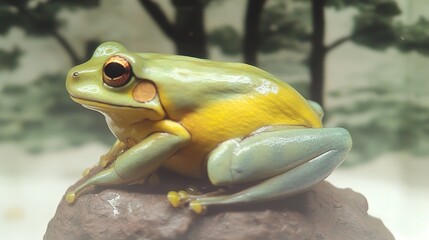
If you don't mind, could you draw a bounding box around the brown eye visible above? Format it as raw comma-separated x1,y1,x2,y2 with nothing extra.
103,56,132,87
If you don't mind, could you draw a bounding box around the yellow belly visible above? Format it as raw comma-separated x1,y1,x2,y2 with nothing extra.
163,88,322,178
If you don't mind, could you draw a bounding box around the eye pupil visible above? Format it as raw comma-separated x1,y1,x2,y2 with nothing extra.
102,56,132,87
104,62,126,79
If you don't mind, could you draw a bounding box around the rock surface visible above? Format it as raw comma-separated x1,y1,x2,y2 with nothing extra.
45,170,395,240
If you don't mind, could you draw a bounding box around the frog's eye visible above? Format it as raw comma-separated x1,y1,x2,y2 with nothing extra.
103,56,132,87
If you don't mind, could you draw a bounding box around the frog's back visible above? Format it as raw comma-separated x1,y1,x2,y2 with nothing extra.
139,53,320,124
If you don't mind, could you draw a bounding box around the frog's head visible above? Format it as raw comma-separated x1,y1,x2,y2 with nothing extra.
66,42,165,121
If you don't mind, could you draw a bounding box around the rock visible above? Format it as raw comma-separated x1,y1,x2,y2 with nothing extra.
44,170,394,240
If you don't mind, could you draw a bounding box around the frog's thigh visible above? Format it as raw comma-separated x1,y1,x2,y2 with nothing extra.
203,127,352,206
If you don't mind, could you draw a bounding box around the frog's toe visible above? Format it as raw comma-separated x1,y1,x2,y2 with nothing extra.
178,190,190,201
167,190,189,208
167,191,181,207
82,167,91,177
65,191,76,204
99,158,110,168
189,200,206,214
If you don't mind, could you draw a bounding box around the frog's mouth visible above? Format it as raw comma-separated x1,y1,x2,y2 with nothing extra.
69,96,136,111
68,95,165,121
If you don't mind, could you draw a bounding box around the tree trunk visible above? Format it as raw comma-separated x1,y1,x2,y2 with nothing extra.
310,0,326,108
51,30,81,65
139,0,177,40
243,0,266,66
172,0,207,58
140,0,207,58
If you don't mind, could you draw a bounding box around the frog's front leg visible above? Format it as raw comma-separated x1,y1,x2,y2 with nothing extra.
171,127,351,213
66,121,190,203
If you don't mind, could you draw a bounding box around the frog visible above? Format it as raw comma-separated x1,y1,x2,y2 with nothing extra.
64,41,352,214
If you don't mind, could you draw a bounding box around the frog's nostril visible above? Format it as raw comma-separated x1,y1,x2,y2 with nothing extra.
72,72,79,78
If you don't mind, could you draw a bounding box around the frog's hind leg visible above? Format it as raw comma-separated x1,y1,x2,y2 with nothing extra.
186,127,352,214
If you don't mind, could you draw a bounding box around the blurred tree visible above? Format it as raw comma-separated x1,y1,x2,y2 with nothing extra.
327,1,429,164
0,0,109,151
243,0,267,66
395,17,429,55
138,0,209,58
0,73,113,152
209,0,429,109
330,78,429,165
0,0,101,65
209,0,277,66
0,47,22,70
1,0,429,161
208,0,429,163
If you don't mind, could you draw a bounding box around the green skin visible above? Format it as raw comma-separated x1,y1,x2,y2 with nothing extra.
65,42,352,213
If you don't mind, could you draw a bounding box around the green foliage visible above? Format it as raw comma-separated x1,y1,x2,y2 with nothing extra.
0,1,175,153
0,0,101,66
0,47,22,70
352,13,397,50
208,26,241,55
259,1,311,53
326,0,400,14
330,84,429,166
343,0,401,51
0,1,108,152
323,0,429,57
395,17,429,55
0,2,58,36
208,0,311,56
210,0,426,59
209,0,411,58
373,1,401,17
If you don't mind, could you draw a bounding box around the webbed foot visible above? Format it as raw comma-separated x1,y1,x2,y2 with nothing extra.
167,189,226,214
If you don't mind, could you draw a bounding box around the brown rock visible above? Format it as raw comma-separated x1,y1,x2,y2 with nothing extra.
44,170,395,240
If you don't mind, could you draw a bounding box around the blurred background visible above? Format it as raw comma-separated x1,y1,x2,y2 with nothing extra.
0,0,428,239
